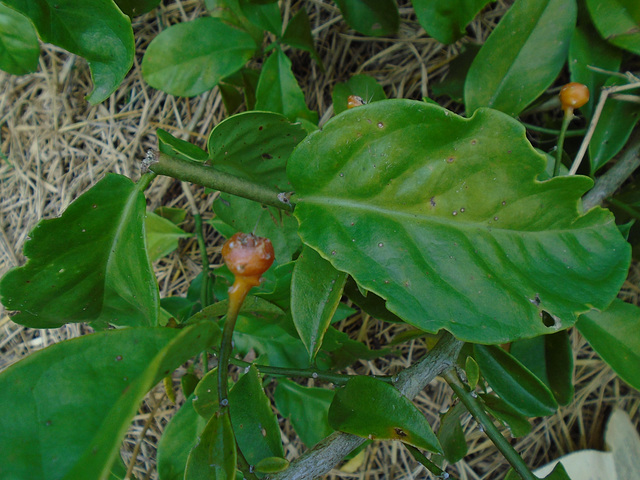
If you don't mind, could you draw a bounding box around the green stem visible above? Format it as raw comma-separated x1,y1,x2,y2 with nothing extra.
194,213,213,307
442,369,537,480
228,357,394,385
236,443,260,480
554,112,573,177
523,123,585,137
607,197,640,221
137,171,156,191
217,298,242,408
147,151,294,211
404,444,448,477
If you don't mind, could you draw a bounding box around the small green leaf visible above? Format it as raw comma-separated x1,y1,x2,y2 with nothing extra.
332,74,387,115
255,47,318,123
157,393,207,480
142,17,256,97
465,356,480,389
589,77,640,174
281,7,324,69
333,0,399,37
0,323,218,480
155,206,187,225
431,44,481,103
577,299,640,391
465,0,576,116
2,0,134,103
343,277,404,324
207,0,264,46
0,3,39,75
255,457,290,474
473,344,558,417
586,0,640,55
157,129,208,162
437,402,468,463
181,373,200,399
239,0,282,35
505,462,572,480
479,393,532,437
145,211,191,262
292,246,348,360
114,0,160,16
0,174,159,329
219,82,245,114
185,412,237,480
274,379,334,448
193,368,220,419
328,376,442,453
413,0,491,44
230,366,284,464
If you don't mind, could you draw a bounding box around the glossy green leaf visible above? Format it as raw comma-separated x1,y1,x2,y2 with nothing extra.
0,323,218,480
474,344,558,417
274,379,334,448
586,0,640,55
230,366,284,464
157,393,207,480
412,0,490,44
437,402,468,463
568,21,622,119
255,48,318,123
0,174,159,329
157,128,208,162
288,99,630,344
239,0,281,35
2,0,134,103
142,17,256,97
292,245,348,360
185,412,236,480
577,299,640,391
333,0,399,37
0,3,39,75
332,74,387,115
465,356,480,389
255,457,290,474
510,331,574,405
329,376,442,453
589,77,640,173
281,8,323,69
464,0,576,116
193,368,220,419
145,211,191,262
480,393,532,437
115,0,160,16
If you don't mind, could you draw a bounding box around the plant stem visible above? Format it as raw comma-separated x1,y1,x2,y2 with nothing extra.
194,213,213,306
146,151,294,211
217,295,243,408
404,444,447,477
554,111,572,177
137,171,156,191
442,369,537,480
522,123,585,137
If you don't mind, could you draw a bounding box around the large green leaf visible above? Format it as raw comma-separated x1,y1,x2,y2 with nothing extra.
184,412,236,480
0,174,159,329
474,344,558,417
2,0,134,103
0,323,218,480
287,100,630,344
333,0,399,37
328,376,442,453
412,0,491,45
464,0,576,116
142,17,256,97
577,299,640,391
480,393,532,437
586,0,640,55
291,245,348,360
0,3,39,75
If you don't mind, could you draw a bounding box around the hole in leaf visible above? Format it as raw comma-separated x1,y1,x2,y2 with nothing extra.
540,310,560,329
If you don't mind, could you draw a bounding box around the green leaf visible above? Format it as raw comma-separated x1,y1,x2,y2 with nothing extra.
589,77,640,174
329,376,442,453
473,344,558,417
145,210,191,262
287,99,630,344
464,0,576,116
155,206,187,225
568,21,622,119
292,245,348,360
230,366,284,463
437,402,468,463
413,0,491,44
332,74,387,115
506,462,572,480
0,323,218,480
255,47,318,123
114,0,160,16
0,174,159,329
157,393,207,480
255,457,290,474
577,299,640,391
193,368,221,419
239,0,282,35
333,0,399,37
431,44,481,103
181,373,200,398
479,393,532,437
586,0,640,55
281,7,324,69
142,17,256,97
273,379,334,448
206,0,264,46
510,331,574,405
185,412,237,480
343,277,404,324
0,3,39,75
157,128,208,162
465,355,480,389
2,0,134,103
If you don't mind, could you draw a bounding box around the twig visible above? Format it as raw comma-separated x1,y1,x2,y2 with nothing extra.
267,332,463,480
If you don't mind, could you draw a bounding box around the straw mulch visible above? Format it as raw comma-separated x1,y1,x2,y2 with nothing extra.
1,1,639,479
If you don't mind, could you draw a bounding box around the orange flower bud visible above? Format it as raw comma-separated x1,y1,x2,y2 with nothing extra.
559,82,589,113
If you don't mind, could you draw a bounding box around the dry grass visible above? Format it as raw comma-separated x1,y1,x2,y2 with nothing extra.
1,1,639,479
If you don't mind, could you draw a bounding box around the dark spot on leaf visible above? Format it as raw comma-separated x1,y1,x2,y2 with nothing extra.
394,427,407,437
377,122,384,128
530,294,541,306
447,157,455,163
45,420,52,426
259,126,263,130
540,311,556,328
430,197,436,207
115,355,123,362
262,153,273,160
